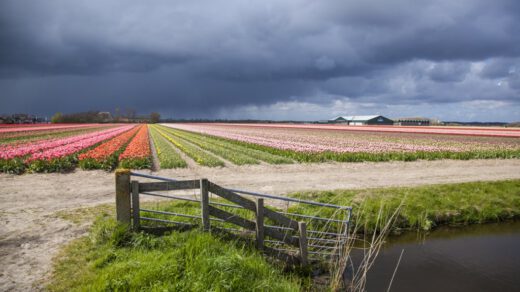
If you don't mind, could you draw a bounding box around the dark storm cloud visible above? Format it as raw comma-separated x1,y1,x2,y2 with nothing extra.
0,0,519,121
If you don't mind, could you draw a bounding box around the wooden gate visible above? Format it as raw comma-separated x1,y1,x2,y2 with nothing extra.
115,170,352,266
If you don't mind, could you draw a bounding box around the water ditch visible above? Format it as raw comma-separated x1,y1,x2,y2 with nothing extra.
359,221,520,291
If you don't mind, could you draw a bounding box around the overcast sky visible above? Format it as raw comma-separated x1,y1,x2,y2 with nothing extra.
1,0,519,121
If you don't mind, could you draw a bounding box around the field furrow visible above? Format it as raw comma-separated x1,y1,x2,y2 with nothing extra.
78,125,140,170
158,125,260,165
159,126,293,164
164,123,520,163
0,125,115,145
153,126,224,167
24,125,136,173
149,126,187,169
119,125,152,169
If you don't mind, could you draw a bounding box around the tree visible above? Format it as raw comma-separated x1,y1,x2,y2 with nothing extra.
51,112,63,123
150,112,161,123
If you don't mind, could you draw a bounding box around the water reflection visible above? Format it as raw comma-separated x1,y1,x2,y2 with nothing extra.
360,221,520,292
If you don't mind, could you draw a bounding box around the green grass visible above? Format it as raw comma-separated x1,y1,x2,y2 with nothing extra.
158,126,260,165
149,127,187,168
159,125,293,164
48,215,303,291
48,180,520,290
289,179,520,233
153,126,225,167
139,199,285,233
0,157,26,174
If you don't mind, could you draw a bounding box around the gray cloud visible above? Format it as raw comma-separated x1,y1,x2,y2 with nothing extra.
1,0,519,121
428,62,470,83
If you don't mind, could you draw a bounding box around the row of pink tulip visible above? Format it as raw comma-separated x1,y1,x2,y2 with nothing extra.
0,124,99,134
0,124,104,140
164,123,520,154
0,125,134,160
213,123,520,138
25,125,136,163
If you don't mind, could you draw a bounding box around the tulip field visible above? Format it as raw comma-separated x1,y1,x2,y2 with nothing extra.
0,122,519,174
161,123,520,163
0,124,150,173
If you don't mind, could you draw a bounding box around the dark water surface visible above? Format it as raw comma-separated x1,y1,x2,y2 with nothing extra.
365,221,520,292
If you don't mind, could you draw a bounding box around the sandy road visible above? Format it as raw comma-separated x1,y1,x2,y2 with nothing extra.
1,159,520,291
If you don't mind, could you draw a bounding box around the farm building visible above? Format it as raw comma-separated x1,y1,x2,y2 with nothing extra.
394,117,431,126
329,115,394,125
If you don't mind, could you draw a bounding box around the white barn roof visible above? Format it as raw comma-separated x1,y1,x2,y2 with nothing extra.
329,115,381,122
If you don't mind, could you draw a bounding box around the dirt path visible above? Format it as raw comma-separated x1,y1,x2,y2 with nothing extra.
1,159,520,291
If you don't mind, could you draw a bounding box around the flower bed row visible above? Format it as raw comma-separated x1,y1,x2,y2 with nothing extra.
149,127,187,168
157,126,292,165
25,125,136,173
78,125,140,170
0,125,113,146
159,126,259,165
119,125,152,169
0,126,130,161
154,126,224,167
0,124,99,134
163,123,520,163
0,125,135,173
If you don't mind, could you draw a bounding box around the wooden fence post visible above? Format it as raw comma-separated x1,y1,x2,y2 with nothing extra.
255,198,265,250
115,169,131,224
131,180,140,230
200,178,210,231
298,221,308,266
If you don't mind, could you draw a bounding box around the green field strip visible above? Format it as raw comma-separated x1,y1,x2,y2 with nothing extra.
158,126,294,164
153,126,224,167
149,127,187,168
157,126,260,165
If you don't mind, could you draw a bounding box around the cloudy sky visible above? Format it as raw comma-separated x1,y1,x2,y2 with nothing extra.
1,0,519,122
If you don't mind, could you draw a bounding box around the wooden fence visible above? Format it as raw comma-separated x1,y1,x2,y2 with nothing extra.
115,170,351,266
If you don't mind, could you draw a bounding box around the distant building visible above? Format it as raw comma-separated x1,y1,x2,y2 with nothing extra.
329,115,394,126
12,113,37,124
98,111,113,122
394,117,431,126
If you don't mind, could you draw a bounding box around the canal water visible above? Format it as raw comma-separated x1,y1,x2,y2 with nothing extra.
364,221,520,291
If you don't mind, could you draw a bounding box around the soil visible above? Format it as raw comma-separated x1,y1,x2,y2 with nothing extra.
1,159,520,291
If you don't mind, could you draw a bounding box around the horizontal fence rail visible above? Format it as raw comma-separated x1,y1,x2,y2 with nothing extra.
114,171,352,266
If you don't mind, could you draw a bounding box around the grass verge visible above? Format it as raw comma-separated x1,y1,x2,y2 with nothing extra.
48,214,303,291
289,179,520,233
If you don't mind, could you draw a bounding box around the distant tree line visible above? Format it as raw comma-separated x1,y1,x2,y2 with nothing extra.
50,110,161,124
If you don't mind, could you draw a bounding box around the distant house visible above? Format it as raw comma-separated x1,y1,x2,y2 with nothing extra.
98,112,113,123
12,113,37,124
394,117,431,126
329,115,394,126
